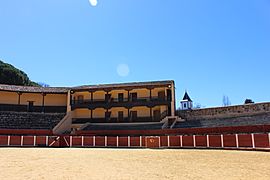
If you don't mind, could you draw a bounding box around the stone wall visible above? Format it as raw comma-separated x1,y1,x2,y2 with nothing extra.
177,102,270,120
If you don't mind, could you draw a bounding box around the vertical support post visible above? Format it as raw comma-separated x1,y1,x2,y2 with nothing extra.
70,136,72,147
206,135,209,148
128,136,130,147
221,134,224,148
21,136,24,146
236,134,239,148
251,134,255,149
170,82,176,116
193,135,196,148
127,90,130,102
150,107,153,121
268,133,270,147
167,136,170,147
34,136,36,147
46,136,49,146
17,92,22,105
93,136,96,147
149,89,152,101
180,135,183,148
140,136,142,147
42,93,46,113
105,136,107,147
117,136,119,147
159,136,161,148
91,110,93,119
7,136,10,146
128,108,130,122
91,91,93,102
82,136,84,147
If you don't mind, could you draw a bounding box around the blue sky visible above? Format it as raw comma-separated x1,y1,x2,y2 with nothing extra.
0,0,270,108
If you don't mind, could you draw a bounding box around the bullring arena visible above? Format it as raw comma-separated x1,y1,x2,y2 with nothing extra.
0,80,270,179
1,148,270,180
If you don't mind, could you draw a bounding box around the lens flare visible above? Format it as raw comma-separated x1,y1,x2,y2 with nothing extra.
89,0,98,7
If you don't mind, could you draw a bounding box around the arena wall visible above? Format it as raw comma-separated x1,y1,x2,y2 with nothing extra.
0,133,269,150
178,102,270,120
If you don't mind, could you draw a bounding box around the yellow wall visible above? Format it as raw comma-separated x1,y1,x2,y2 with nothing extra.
110,107,128,118
0,91,67,106
93,108,105,118
129,89,149,98
130,106,151,117
160,105,168,114
72,87,169,101
45,94,67,106
93,91,106,100
72,105,167,119
110,90,128,100
73,109,90,118
151,87,167,97
20,93,43,106
73,92,91,100
0,91,18,104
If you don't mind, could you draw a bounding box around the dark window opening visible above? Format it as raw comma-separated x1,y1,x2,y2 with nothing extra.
131,93,137,102
118,93,124,102
118,111,124,122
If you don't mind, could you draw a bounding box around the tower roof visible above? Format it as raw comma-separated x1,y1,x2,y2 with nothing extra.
182,91,192,102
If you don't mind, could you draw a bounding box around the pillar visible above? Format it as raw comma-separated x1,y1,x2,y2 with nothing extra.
42,93,46,113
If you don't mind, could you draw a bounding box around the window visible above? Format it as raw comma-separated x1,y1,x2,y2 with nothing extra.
118,111,124,122
130,111,137,120
118,93,124,102
77,95,84,103
158,91,165,101
27,101,34,112
105,94,111,102
130,93,137,101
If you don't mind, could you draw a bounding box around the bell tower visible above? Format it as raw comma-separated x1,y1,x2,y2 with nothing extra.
180,91,193,110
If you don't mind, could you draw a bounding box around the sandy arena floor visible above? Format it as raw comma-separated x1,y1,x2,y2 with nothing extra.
0,148,269,180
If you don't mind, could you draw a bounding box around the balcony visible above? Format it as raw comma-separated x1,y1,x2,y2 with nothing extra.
71,96,171,110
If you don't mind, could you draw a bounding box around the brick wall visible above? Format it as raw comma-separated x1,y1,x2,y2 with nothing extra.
177,102,270,120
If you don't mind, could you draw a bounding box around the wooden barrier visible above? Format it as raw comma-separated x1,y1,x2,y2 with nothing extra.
0,133,269,150
146,137,160,148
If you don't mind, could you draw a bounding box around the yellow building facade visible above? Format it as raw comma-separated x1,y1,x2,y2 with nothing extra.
0,81,176,130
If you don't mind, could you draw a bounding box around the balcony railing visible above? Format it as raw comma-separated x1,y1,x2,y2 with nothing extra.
71,96,170,109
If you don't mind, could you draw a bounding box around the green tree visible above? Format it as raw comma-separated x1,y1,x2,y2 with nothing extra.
0,60,40,86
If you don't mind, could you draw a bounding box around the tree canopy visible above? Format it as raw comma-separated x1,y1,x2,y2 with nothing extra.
0,60,39,86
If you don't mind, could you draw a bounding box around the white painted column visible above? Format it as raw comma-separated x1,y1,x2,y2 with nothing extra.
251,134,255,149
21,136,24,146
70,136,72,147
180,135,183,148
193,135,196,148
93,136,96,147
167,136,170,147
171,82,176,116
105,136,107,147
206,135,209,148
221,134,224,148
116,136,119,147
46,136,49,146
236,134,239,148
139,136,142,147
128,136,130,147
82,136,84,147
7,136,10,146
34,136,36,147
